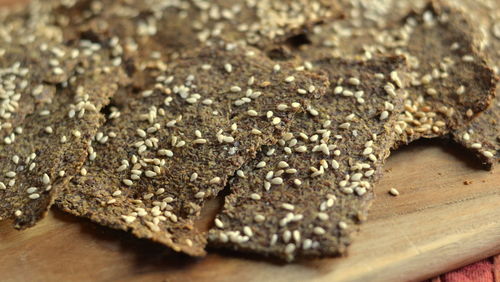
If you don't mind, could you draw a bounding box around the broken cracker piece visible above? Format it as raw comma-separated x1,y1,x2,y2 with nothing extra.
209,56,406,261
55,45,329,257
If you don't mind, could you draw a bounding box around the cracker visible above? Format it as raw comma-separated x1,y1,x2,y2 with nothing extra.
298,1,497,148
51,0,341,65
447,0,500,169
0,63,123,229
209,56,406,261
55,45,329,257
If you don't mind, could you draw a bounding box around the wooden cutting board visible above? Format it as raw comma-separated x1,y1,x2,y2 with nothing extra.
1,140,499,282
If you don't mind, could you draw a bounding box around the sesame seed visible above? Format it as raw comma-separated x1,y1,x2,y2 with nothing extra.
145,171,157,177
243,226,253,237
80,167,87,176
29,193,40,200
348,77,360,85
278,161,289,168
462,133,470,141
224,63,232,73
380,111,389,120
250,193,261,200
123,179,133,186
281,203,294,211
247,109,258,116
209,177,221,184
271,177,283,185
230,86,242,92
42,173,50,185
313,226,325,235
6,171,16,178
389,188,400,196
471,143,482,149
27,187,38,194
215,218,224,228
121,215,136,224
317,212,329,221
338,221,348,230
482,151,494,158
14,210,22,217
256,161,266,168
194,191,205,199
285,76,295,83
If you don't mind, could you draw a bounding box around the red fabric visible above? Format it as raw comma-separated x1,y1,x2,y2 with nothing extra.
431,255,500,282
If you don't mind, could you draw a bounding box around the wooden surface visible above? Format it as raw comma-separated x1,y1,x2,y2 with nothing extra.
1,140,499,282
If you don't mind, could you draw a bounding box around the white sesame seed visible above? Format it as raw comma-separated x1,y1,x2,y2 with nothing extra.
317,212,329,221
278,161,289,168
6,171,16,178
80,168,87,176
471,143,482,149
194,191,205,199
348,77,360,85
271,177,283,185
380,111,389,120
482,151,494,158
389,188,399,196
29,193,40,200
338,221,348,230
256,161,266,168
209,177,221,184
27,187,38,194
282,203,294,211
42,173,50,185
285,76,295,83
243,226,253,237
14,210,22,217
313,226,325,235
123,179,133,186
250,193,261,200
121,215,136,224
158,149,173,157
215,218,224,228
247,110,258,116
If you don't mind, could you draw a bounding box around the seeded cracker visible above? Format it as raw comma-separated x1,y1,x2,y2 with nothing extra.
209,56,406,261
0,60,124,229
447,0,500,169
0,3,79,143
53,0,341,58
299,1,497,148
55,45,329,256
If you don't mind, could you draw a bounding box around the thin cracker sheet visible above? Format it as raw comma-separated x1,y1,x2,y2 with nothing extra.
56,45,329,257
209,56,407,261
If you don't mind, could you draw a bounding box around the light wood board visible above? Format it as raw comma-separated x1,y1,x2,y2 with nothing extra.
1,140,499,282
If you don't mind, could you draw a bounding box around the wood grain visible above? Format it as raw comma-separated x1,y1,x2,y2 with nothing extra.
1,140,499,282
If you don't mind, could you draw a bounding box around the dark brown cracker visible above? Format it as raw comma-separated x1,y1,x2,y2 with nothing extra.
0,65,122,229
51,0,341,73
0,41,79,142
298,1,497,149
209,56,406,261
55,45,329,257
441,0,499,169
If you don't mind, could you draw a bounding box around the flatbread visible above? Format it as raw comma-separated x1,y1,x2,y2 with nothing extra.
209,56,407,261
55,45,329,257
